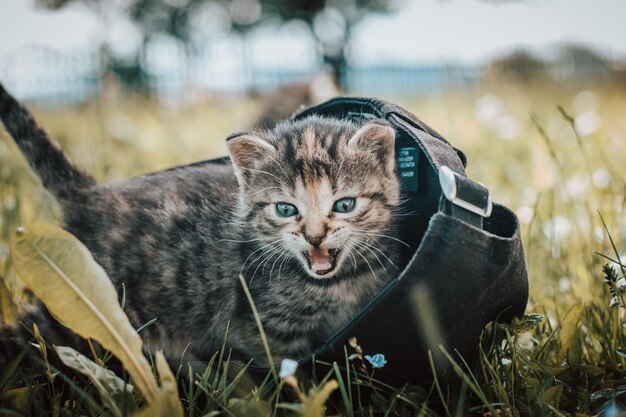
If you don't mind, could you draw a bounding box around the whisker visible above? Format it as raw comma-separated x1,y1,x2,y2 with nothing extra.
278,251,295,282
354,238,399,270
245,245,277,274
351,231,411,248
222,219,251,228
249,186,283,196
247,246,277,285
343,239,361,277
240,239,280,275
216,236,273,244
335,158,346,180
240,167,290,188
349,250,358,276
353,246,377,282
264,242,287,276
269,246,290,284
251,244,285,284
265,191,286,200
267,155,293,186
389,210,418,218
352,239,387,274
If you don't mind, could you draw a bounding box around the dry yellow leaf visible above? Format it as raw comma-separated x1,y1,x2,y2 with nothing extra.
10,223,159,402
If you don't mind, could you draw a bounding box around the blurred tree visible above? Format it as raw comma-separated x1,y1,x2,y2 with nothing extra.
35,0,407,87
484,44,614,86
485,49,548,84
36,0,149,91
556,44,612,82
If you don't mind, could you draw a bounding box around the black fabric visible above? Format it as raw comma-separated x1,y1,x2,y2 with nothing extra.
441,198,483,228
187,96,528,387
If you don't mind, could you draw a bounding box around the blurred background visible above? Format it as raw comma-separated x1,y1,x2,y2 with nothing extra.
0,0,625,307
1,0,625,104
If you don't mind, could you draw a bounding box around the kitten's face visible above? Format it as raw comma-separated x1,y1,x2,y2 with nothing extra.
228,116,400,279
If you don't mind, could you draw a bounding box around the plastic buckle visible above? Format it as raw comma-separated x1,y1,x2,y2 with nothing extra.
439,166,492,225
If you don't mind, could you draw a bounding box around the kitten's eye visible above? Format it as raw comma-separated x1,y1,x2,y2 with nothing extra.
333,197,356,213
275,202,299,218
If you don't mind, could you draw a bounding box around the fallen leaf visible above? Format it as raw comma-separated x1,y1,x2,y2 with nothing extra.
55,345,137,417
10,223,159,401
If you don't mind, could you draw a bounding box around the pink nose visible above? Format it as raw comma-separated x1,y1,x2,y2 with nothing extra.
304,233,325,247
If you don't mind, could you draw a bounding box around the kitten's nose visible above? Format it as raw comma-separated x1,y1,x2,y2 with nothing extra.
305,233,325,247
302,222,329,247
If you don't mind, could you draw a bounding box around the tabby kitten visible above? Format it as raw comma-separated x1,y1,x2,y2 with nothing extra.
0,83,402,366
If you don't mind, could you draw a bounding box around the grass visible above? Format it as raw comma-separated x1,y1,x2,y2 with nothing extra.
0,82,625,416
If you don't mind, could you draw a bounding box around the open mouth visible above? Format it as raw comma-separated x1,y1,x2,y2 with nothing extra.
302,248,341,276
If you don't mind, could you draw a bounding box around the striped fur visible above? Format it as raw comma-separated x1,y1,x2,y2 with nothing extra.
0,83,403,367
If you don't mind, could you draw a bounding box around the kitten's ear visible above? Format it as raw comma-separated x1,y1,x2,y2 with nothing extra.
227,132,276,183
348,122,396,173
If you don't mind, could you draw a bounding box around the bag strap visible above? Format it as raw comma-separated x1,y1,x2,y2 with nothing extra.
438,166,492,229
293,97,493,229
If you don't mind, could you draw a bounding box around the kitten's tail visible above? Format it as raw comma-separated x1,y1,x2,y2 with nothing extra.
0,82,96,201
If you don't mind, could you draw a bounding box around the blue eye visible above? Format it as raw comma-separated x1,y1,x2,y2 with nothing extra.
333,197,356,213
275,202,298,217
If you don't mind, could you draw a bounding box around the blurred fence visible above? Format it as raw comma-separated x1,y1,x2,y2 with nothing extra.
0,42,619,106
0,47,102,105
343,64,482,97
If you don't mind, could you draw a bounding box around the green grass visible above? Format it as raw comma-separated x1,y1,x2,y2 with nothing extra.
0,83,625,416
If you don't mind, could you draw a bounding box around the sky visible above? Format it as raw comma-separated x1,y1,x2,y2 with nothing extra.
0,0,624,65
352,0,626,63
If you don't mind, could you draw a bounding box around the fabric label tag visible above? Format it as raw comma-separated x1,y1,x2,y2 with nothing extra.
398,146,418,192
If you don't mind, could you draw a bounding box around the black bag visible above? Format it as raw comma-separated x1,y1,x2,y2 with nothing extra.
179,96,528,387
273,97,529,386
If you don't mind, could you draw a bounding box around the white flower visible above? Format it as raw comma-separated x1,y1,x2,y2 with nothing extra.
516,205,534,224
474,94,503,122
279,359,298,378
592,168,612,189
492,115,521,140
566,175,589,196
610,296,623,308
542,216,572,243
574,111,601,136
572,90,599,114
